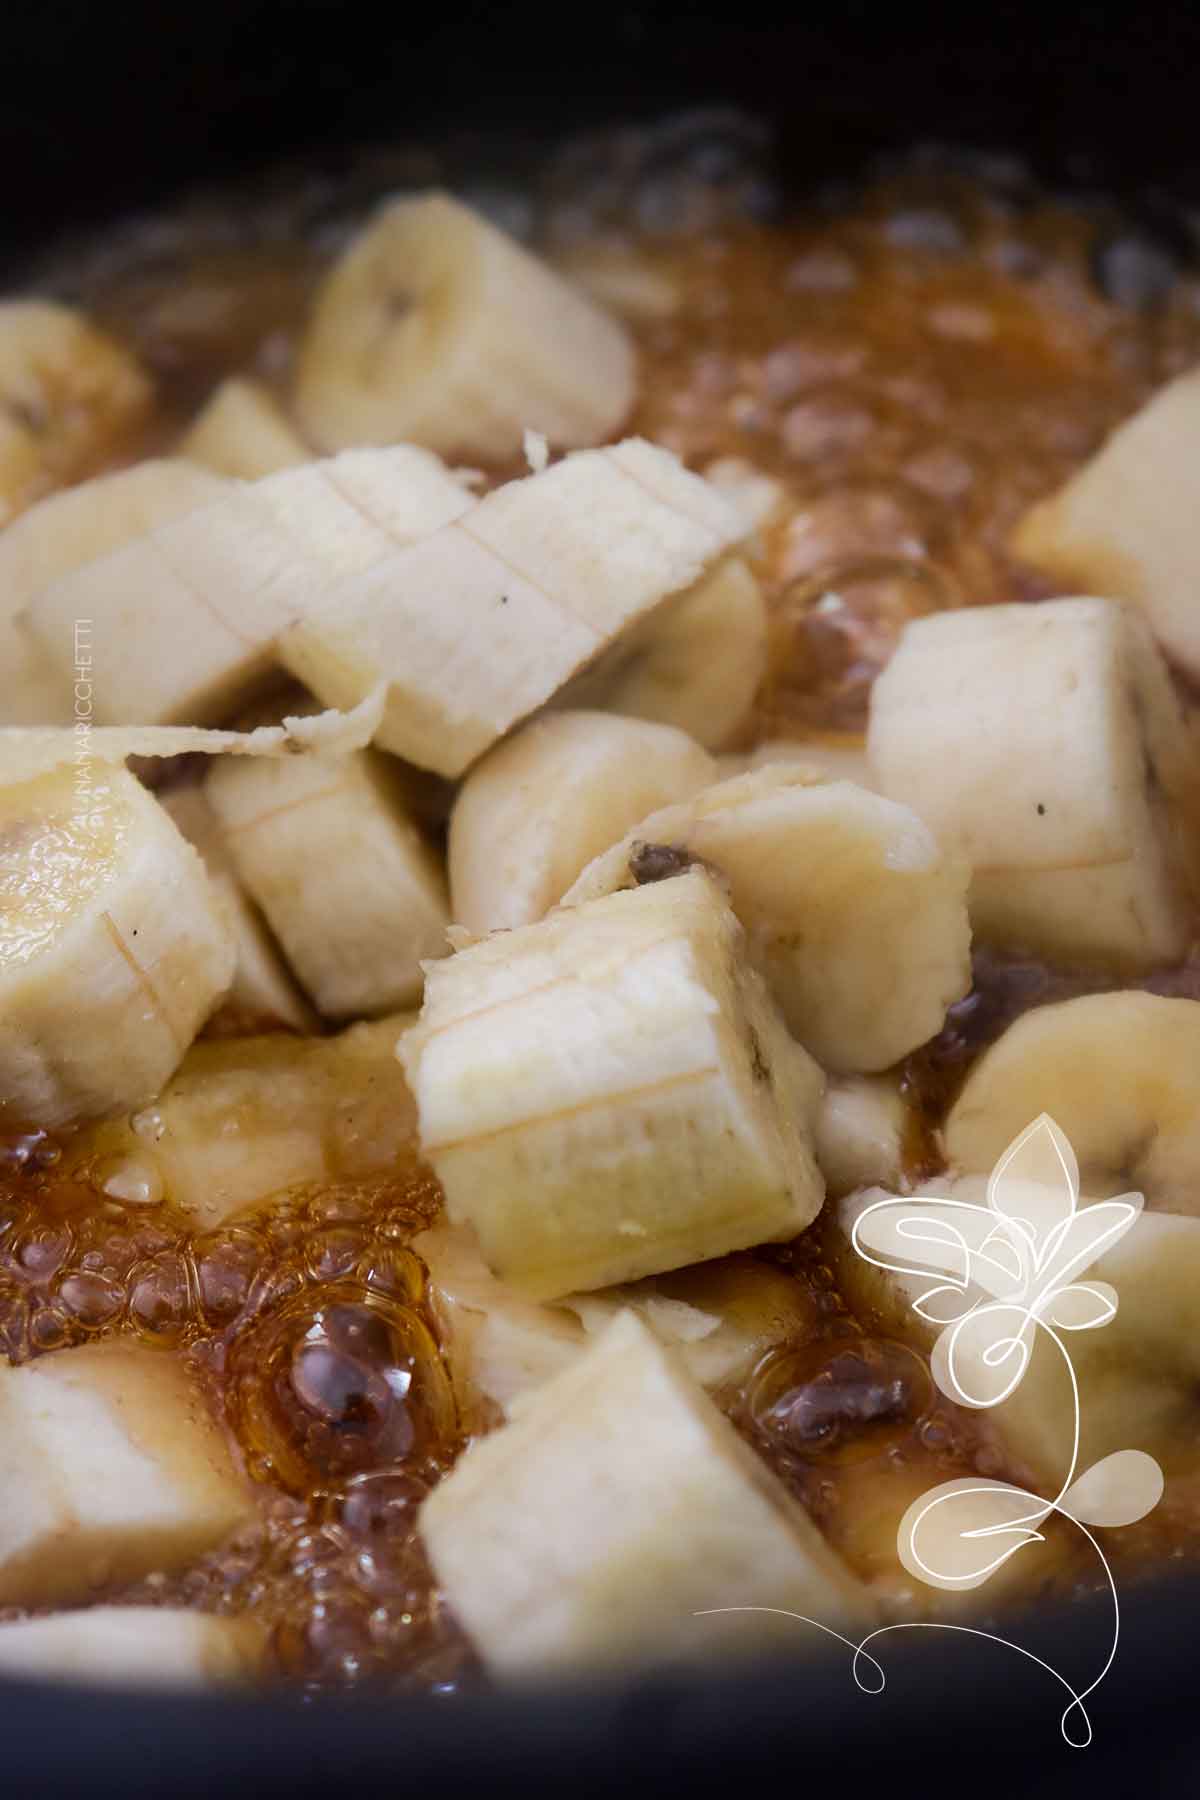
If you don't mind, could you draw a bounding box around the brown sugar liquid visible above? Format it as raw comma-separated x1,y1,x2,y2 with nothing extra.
7,127,1200,1688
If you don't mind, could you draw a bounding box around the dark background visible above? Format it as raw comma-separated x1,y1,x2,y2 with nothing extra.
4,0,1199,1790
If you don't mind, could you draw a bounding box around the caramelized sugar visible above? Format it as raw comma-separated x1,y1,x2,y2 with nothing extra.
8,126,1200,1683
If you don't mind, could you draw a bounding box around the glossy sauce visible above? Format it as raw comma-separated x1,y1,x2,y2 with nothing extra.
7,127,1200,1688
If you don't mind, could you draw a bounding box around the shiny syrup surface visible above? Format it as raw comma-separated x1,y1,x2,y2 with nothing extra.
8,125,1200,1687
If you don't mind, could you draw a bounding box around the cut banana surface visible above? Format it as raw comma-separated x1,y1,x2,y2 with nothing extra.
415,1221,821,1420
161,783,317,1034
944,990,1200,1213
0,1340,252,1608
282,437,747,775
1012,366,1200,681
401,867,825,1299
179,376,310,479
0,458,231,726
815,1073,910,1197
447,709,714,934
23,443,471,727
563,766,972,1073
0,1609,264,1691
420,1310,871,1678
556,556,768,750
72,1015,416,1228
0,300,151,526
867,597,1200,969
0,761,234,1129
206,744,449,1020
294,193,636,461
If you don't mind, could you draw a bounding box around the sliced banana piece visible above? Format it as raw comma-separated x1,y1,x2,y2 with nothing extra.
555,556,767,750
447,709,714,934
816,1073,910,1197
0,761,234,1129
23,443,471,727
0,458,231,726
401,868,825,1299
420,1310,871,1678
945,990,1200,1212
868,597,1200,969
161,783,316,1034
416,1221,819,1419
412,1221,587,1421
73,1015,416,1228
294,192,635,461
0,1608,264,1691
282,437,747,776
206,743,448,1020
0,1340,251,1607
563,766,972,1074
0,300,151,525
1011,367,1200,680
718,736,873,788
179,376,310,479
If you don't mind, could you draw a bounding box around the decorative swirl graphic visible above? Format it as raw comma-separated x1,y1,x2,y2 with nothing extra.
705,1116,1163,1747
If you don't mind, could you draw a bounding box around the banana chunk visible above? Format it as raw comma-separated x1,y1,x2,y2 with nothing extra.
563,766,971,1074
161,784,316,1034
718,737,874,789
0,762,234,1130
421,1310,871,1678
448,710,714,934
417,1223,818,1419
1012,367,1200,680
401,868,824,1299
815,1073,910,1197
23,444,471,727
0,1341,252,1608
867,598,1200,969
556,556,768,750
0,1609,264,1690
72,1016,416,1228
0,300,151,526
206,745,448,1019
0,459,230,727
179,376,311,479
944,990,1200,1213
294,192,635,461
281,438,746,776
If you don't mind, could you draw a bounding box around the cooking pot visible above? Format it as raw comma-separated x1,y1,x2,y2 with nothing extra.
3,1,1199,1791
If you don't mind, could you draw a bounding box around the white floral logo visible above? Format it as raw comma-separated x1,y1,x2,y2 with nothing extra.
702,1115,1162,1747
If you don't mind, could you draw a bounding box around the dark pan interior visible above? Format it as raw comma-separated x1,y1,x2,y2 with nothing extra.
3,1,1199,1791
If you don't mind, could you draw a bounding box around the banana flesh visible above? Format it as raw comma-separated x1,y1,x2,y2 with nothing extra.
1012,366,1200,681
178,376,310,479
0,300,151,526
206,744,449,1020
563,766,972,1074
161,783,317,1034
281,437,747,776
867,597,1200,969
419,1310,872,1678
945,990,1200,1213
556,555,768,750
0,761,234,1128
23,444,471,727
400,867,825,1299
0,459,230,725
294,192,635,461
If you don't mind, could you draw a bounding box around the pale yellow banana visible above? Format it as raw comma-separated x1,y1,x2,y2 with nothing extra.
294,192,635,461
563,765,972,1073
400,867,825,1299
447,708,714,934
